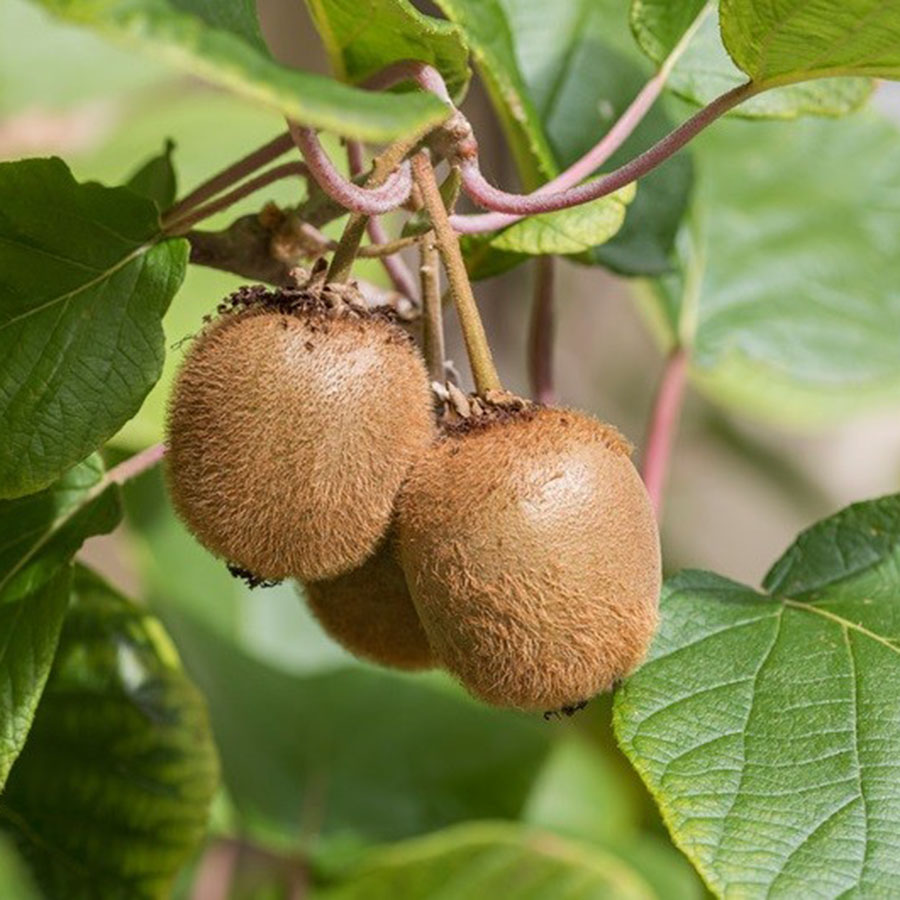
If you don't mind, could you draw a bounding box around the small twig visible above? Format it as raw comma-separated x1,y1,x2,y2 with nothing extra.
528,256,555,405
347,140,419,301
419,233,445,383
163,132,294,226
191,840,240,900
327,137,422,283
411,151,501,395
289,123,413,214
163,162,308,235
641,348,689,519
456,82,756,217
105,443,166,486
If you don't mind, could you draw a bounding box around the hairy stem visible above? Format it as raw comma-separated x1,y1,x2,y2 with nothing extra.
419,233,445,383
411,152,501,394
163,132,294,226
641,348,689,519
457,82,756,217
327,138,421,284
528,256,556,405
163,162,308,235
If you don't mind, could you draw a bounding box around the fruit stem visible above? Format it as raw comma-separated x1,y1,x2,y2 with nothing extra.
163,132,295,227
419,233,445,383
162,162,309,236
411,152,502,395
528,256,555,405
327,137,422,284
641,348,688,519
347,140,419,302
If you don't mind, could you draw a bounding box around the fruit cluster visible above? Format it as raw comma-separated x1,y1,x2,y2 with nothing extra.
166,278,661,713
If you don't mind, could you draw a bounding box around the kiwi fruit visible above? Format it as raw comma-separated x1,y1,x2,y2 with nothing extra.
303,536,433,670
396,404,660,712
166,282,435,581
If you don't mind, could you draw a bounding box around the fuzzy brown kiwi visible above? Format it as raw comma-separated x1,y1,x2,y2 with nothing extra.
166,282,435,581
302,535,433,671
396,404,660,712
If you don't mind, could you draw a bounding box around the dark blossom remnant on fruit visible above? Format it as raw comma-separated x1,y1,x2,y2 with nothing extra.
226,563,282,589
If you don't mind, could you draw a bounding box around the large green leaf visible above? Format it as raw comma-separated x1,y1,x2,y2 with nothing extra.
0,157,187,498
643,111,900,424
630,1,872,118
490,183,635,256
0,566,219,899
615,494,900,897
0,457,120,788
0,568,71,792
28,0,451,140
319,822,666,899
305,0,470,101
159,603,551,847
720,0,900,84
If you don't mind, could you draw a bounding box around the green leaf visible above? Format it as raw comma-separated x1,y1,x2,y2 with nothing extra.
158,604,551,846
630,1,872,118
432,0,557,189
320,821,668,899
0,456,120,789
305,0,470,101
0,157,188,498
126,139,177,210
720,0,900,84
0,566,219,899
0,835,40,900
0,568,71,791
524,735,641,845
615,493,900,897
490,183,635,256
28,0,451,140
644,111,900,424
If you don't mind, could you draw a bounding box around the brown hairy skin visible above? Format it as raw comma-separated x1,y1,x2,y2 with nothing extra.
166,301,434,581
396,406,661,711
303,537,433,671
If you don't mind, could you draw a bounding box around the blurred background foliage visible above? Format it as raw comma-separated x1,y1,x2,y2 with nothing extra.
2,0,900,895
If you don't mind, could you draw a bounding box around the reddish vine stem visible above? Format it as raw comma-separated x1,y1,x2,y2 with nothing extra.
641,348,689,519
163,132,295,226
528,256,556,405
163,162,309,235
347,139,419,301
289,123,413,214
411,151,501,395
456,82,755,217
449,3,713,233
105,443,167,486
